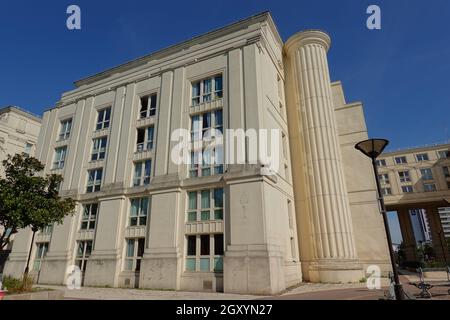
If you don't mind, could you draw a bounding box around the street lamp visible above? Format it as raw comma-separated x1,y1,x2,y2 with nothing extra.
355,138,405,300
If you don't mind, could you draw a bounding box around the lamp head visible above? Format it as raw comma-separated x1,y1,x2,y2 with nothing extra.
355,138,389,159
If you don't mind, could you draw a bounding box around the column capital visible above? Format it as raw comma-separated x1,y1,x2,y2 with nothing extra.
284,30,331,54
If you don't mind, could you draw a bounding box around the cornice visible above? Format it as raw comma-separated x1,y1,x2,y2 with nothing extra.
284,29,332,54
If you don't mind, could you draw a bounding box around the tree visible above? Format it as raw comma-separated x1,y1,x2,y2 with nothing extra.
0,154,76,275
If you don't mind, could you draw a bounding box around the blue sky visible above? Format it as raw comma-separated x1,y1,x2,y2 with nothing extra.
1,0,449,151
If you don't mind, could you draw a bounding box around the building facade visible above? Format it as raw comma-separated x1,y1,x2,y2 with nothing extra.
0,106,41,273
377,143,450,262
4,12,391,294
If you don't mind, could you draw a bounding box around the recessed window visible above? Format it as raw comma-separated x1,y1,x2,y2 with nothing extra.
186,189,224,222
438,150,450,159
381,188,392,196
96,107,111,130
423,183,437,192
376,159,387,167
75,241,92,272
91,137,107,161
416,153,429,162
53,146,67,169
80,203,98,230
378,173,390,185
136,126,154,152
133,160,151,186
59,119,72,141
443,166,450,178
191,75,223,106
130,197,149,226
24,143,33,155
139,94,157,119
401,185,414,193
32,242,49,271
86,169,102,193
398,171,411,183
395,156,407,164
185,233,224,273
420,168,433,181
124,238,145,272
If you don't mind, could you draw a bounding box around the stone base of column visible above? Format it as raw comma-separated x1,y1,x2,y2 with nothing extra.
303,259,364,283
223,245,295,295
139,249,181,290
83,253,120,287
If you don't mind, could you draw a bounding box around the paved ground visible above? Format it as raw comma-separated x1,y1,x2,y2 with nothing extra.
31,275,450,300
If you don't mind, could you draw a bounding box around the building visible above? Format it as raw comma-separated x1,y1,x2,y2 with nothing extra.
377,143,450,262
0,106,41,274
409,209,432,243
4,12,391,294
438,207,450,238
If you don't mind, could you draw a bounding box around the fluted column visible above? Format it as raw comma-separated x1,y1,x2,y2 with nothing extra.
284,30,362,282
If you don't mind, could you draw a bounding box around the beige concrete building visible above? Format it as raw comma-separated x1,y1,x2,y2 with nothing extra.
4,12,391,294
0,106,41,273
377,143,450,262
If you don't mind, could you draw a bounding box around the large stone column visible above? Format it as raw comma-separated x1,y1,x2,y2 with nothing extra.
397,208,418,262
284,30,362,282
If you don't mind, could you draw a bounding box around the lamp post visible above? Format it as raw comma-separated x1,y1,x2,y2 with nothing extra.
355,138,405,300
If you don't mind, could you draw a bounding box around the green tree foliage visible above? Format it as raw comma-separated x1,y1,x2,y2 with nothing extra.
0,154,75,252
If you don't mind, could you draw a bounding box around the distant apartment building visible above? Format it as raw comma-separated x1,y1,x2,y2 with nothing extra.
439,207,450,238
378,143,450,261
0,106,41,273
4,12,391,294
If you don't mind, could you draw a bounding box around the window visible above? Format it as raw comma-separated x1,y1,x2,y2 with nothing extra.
187,188,223,222
447,181,450,189
191,75,223,106
91,137,107,161
185,233,224,273
376,159,386,167
80,203,98,230
424,183,437,192
398,171,411,183
59,119,72,141
381,188,392,196
402,185,414,193
395,156,407,164
124,238,145,271
53,146,67,169
32,242,49,271
130,197,149,226
438,150,450,159
96,107,111,130
420,168,433,180
139,94,157,118
133,160,151,186
86,169,102,193
378,173,390,185
24,143,33,155
75,241,92,272
136,126,154,152
41,224,53,234
443,166,450,178
416,153,429,162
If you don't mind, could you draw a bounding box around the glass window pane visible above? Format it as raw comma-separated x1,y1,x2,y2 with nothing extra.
186,258,196,271
125,259,133,271
201,190,210,209
188,192,197,210
214,209,223,220
214,234,224,255
215,76,222,92
188,211,197,222
200,258,210,272
214,188,223,208
130,199,138,217
137,239,145,257
201,210,210,221
200,235,210,255
214,257,223,272
187,236,196,256
126,239,135,257
203,78,212,94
